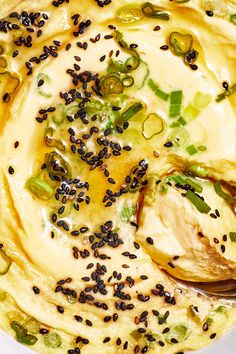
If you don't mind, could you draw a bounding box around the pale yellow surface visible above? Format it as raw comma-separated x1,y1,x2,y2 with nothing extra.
0,0,236,353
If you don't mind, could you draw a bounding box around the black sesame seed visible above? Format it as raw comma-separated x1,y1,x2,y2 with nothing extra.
221,245,225,253
8,166,14,175
158,341,165,347
100,55,106,62
160,45,169,50
164,141,173,148
57,306,64,314
210,333,217,339
32,286,40,294
222,81,228,91
190,64,198,70
146,237,154,245
206,10,214,17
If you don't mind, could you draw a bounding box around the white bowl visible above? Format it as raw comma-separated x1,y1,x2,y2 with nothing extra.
0,326,235,353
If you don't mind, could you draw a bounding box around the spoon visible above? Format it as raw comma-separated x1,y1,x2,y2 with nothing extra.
166,272,236,302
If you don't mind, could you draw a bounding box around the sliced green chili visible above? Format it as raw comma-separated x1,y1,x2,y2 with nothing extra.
119,102,144,123
0,249,11,275
46,151,71,181
142,113,164,139
44,333,62,348
148,78,169,101
169,90,183,118
11,321,38,346
229,232,236,242
52,104,66,125
108,59,128,74
26,177,54,200
169,32,193,56
44,128,65,151
37,73,52,98
142,2,169,20
0,71,21,102
116,6,143,23
214,182,233,204
114,31,140,72
215,305,227,313
186,144,198,155
216,83,236,102
186,190,211,214
230,14,236,25
100,73,123,96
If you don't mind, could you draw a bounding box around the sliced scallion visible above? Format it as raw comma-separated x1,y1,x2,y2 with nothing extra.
168,127,189,147
170,116,187,128
214,182,233,204
183,103,200,122
171,174,186,185
187,164,208,178
171,174,203,193
198,145,207,151
148,78,169,101
186,144,198,155
216,83,236,102
165,324,190,344
119,102,144,123
186,190,211,214
120,204,136,222
185,177,203,193
194,92,212,109
44,333,62,348
169,90,183,118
